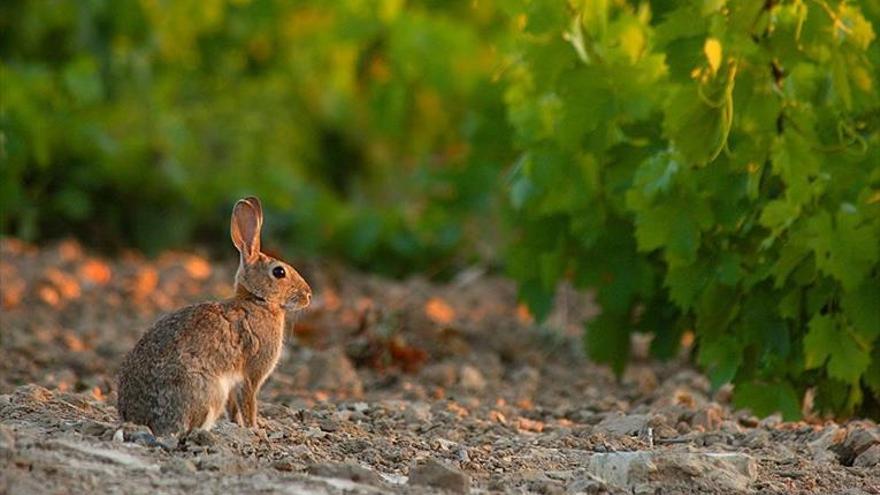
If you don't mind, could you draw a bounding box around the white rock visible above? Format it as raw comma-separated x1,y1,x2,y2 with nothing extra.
586,452,757,493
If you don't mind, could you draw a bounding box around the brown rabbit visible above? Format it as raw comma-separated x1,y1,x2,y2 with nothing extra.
117,197,311,435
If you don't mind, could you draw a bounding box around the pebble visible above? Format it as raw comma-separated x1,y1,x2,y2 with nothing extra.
809,425,845,463
421,363,457,388
318,419,340,432
835,428,880,466
565,474,607,494
692,404,723,431
853,444,880,468
459,365,487,392
594,413,650,437
0,425,15,458
185,429,216,447
80,420,110,437
272,460,297,472
409,457,470,494
162,458,197,474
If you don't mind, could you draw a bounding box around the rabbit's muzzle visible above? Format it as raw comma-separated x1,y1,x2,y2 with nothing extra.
286,288,312,310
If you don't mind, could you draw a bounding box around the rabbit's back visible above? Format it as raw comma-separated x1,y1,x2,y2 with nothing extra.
117,302,243,435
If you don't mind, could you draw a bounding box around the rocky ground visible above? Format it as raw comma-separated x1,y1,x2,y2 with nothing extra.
1,238,879,494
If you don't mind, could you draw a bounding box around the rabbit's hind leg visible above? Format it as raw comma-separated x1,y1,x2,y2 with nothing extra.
226,384,245,425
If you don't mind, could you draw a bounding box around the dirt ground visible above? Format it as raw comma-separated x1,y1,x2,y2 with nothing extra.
1,238,879,494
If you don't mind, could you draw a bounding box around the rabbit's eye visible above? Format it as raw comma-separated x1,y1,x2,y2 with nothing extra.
272,266,286,279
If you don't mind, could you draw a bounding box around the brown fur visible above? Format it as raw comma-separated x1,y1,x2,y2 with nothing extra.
117,197,311,435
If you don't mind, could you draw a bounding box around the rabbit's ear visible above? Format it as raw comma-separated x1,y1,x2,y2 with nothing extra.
231,197,262,264
241,196,263,226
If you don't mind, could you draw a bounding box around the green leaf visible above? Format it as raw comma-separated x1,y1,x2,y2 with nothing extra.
733,381,801,421
807,210,879,290
695,283,740,337
519,278,555,322
665,258,712,309
770,130,820,206
865,346,880,397
524,1,568,35
585,313,630,376
843,280,880,341
697,335,742,389
770,239,811,288
759,199,800,233
556,68,613,150
804,314,871,384
632,152,679,200
664,85,726,165
804,313,835,370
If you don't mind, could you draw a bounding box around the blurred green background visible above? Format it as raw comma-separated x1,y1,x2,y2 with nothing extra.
1,0,514,277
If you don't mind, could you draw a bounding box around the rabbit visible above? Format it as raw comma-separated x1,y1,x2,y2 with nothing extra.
116,197,311,436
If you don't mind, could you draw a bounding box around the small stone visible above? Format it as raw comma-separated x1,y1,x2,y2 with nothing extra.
565,474,607,494
524,476,565,495
409,458,470,494
713,384,734,404
809,426,845,463
421,363,457,388
319,419,340,432
840,490,870,495
162,458,197,474
128,431,159,448
692,405,723,431
14,384,53,403
594,413,650,437
404,402,433,423
80,420,110,437
511,366,540,398
834,427,880,466
623,366,658,395
758,413,782,429
744,429,771,449
737,415,759,428
853,444,880,468
308,462,382,486
0,426,14,458
459,365,486,392
185,429,216,447
273,460,297,472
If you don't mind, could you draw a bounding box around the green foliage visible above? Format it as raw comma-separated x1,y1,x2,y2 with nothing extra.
0,0,513,275
503,0,880,417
